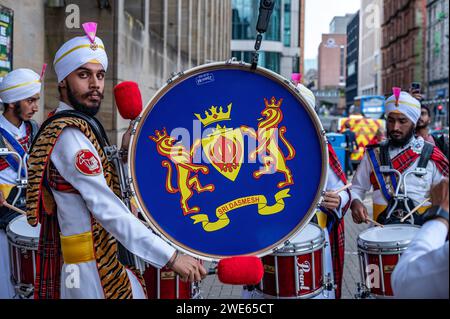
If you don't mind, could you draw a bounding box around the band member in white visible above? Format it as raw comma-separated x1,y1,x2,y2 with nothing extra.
350,90,448,225
299,84,351,299
0,68,41,298
25,22,206,299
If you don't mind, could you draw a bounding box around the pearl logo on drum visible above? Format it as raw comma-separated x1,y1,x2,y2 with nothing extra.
298,260,311,291
195,73,215,86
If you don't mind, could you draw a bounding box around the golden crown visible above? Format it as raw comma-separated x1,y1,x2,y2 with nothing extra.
149,127,168,143
195,103,232,127
264,97,283,108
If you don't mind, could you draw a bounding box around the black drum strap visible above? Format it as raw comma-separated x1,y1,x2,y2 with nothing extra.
379,141,391,167
417,142,434,171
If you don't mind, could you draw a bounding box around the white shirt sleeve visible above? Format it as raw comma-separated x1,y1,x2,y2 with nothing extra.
391,220,449,299
50,127,176,268
326,165,350,219
350,152,373,203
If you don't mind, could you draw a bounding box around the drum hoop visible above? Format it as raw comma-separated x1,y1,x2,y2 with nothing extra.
262,287,324,299
273,241,326,256
357,224,420,252
128,61,328,262
6,215,40,247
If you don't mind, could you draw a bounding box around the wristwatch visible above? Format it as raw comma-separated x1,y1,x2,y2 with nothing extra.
422,206,449,223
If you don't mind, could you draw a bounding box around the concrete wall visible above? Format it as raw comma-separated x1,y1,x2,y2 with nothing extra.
116,0,231,143
359,0,383,96
0,0,46,123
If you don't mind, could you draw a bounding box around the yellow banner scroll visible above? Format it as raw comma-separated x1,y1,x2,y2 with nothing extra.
191,189,291,232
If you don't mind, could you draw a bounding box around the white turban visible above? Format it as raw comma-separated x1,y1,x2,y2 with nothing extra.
385,91,421,125
296,83,316,110
0,69,42,104
53,34,108,83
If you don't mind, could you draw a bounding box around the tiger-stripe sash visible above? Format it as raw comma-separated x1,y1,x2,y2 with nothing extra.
26,116,138,299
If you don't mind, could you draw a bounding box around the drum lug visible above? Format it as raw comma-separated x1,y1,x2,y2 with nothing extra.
167,71,185,85
355,282,371,299
226,57,238,64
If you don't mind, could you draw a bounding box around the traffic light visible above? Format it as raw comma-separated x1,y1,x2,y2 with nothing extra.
437,105,446,115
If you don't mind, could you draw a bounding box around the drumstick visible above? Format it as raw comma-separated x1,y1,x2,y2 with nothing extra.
400,197,432,223
1,201,27,216
331,183,352,194
365,217,384,228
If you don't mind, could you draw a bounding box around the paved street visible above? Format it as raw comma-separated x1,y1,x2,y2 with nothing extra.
199,196,372,299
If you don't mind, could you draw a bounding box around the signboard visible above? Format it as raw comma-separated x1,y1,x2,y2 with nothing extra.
359,96,385,120
0,6,13,78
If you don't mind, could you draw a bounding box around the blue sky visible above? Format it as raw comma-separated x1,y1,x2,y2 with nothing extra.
304,0,361,60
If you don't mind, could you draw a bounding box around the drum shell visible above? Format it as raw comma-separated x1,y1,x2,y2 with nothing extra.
260,224,326,299
143,264,193,299
357,225,420,298
6,216,39,290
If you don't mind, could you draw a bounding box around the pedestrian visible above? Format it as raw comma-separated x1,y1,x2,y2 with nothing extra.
342,122,357,176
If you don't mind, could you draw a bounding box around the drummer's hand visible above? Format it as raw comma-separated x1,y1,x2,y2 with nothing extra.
351,199,369,224
431,178,449,212
169,252,207,282
0,191,5,206
322,191,341,210
120,121,134,163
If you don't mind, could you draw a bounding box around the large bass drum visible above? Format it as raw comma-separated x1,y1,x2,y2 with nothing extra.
128,61,328,261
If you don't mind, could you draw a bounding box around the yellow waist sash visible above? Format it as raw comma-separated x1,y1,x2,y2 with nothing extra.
60,232,95,264
373,204,431,221
0,184,15,199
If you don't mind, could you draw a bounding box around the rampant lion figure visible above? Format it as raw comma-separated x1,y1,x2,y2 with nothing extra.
242,97,296,189
150,128,215,215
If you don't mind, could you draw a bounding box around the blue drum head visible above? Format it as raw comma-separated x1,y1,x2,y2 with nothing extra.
129,63,327,260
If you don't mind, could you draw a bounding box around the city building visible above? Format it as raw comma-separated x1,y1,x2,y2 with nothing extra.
381,0,427,96
424,0,449,123
330,14,354,34
0,0,232,144
317,33,347,114
346,11,359,111
231,0,305,79
358,0,383,96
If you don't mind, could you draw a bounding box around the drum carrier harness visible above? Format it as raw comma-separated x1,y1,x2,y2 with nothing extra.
368,140,434,226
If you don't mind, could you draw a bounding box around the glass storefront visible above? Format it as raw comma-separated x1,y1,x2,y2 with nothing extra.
232,50,281,74
232,0,281,41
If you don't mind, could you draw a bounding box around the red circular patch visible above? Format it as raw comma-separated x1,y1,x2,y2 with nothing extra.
75,150,102,176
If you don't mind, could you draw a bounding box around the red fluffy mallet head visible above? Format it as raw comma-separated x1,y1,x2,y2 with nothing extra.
217,256,264,285
114,81,143,120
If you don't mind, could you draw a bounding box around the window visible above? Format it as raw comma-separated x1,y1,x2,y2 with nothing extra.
124,0,145,25
284,0,291,46
232,50,280,74
232,0,281,41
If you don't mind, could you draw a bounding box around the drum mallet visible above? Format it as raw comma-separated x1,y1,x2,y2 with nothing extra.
0,200,27,216
400,197,432,223
207,256,264,285
331,183,352,194
365,217,384,228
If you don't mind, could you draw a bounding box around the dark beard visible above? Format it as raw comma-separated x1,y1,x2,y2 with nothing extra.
388,127,415,148
13,101,24,121
67,83,102,117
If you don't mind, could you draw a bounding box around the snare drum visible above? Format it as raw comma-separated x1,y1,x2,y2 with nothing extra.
142,263,201,299
6,215,41,298
357,224,420,298
260,223,326,299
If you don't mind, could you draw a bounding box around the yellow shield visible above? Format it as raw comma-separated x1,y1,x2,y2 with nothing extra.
202,127,244,181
